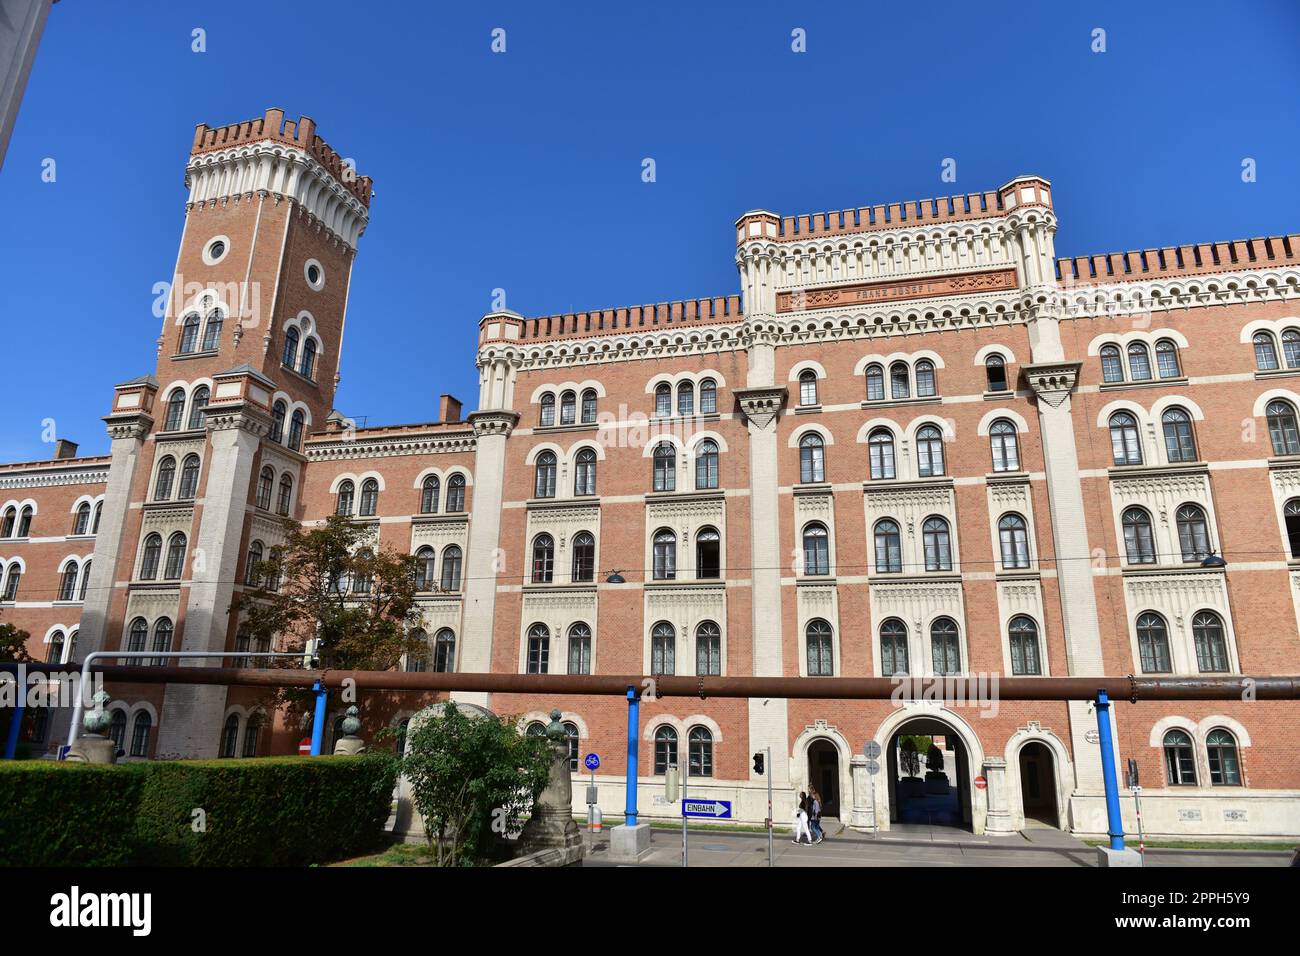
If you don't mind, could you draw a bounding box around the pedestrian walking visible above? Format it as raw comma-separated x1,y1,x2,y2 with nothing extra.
791,791,813,845
808,787,824,843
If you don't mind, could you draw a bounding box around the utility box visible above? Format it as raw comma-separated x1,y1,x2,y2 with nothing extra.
586,785,598,806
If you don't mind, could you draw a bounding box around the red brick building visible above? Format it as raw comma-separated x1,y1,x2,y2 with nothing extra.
3,109,1298,838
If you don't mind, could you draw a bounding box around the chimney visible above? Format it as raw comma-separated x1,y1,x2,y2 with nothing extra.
438,394,462,424
53,439,79,460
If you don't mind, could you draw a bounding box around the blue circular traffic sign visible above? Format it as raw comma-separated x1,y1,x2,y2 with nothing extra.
584,753,600,771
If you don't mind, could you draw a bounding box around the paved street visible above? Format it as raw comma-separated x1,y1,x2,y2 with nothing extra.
581,819,1295,867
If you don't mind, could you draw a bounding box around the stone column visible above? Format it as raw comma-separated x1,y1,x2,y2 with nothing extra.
849,755,877,830
516,708,583,865
983,757,1014,834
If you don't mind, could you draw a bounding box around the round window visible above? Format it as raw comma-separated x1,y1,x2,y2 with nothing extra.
304,259,325,291
202,236,231,265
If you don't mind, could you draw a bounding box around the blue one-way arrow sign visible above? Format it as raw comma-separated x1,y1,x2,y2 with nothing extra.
682,799,732,819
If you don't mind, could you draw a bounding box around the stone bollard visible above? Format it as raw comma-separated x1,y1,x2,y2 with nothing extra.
332,705,366,755
516,708,584,865
65,691,118,765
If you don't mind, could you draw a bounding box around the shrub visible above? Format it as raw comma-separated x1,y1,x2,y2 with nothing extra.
0,761,145,866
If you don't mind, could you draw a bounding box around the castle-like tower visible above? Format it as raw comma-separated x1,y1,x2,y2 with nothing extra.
75,109,371,757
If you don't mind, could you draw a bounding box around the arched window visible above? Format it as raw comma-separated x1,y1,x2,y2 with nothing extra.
180,313,200,353
154,456,176,501
990,419,1020,472
653,442,676,492
1122,507,1156,564
1127,342,1152,380
695,439,719,490
220,714,240,758
655,383,672,418
414,547,436,591
164,389,186,431
1136,612,1172,673
699,378,717,414
359,478,379,516
1163,730,1196,785
187,385,209,430
673,516,709,578
288,410,305,451
880,619,908,675
571,532,595,582
1,563,20,601
139,533,162,580
696,621,721,676
73,502,92,536
889,361,910,399
48,629,65,665
1108,412,1143,465
1176,503,1211,562
922,516,952,571
151,617,173,666
865,363,885,401
164,532,187,580
930,617,961,674
1284,497,1300,558
539,393,556,427
798,370,819,406
420,475,440,513
446,474,466,512
177,454,200,499
1161,407,1197,462
1266,399,1300,456
653,528,676,580
1283,329,1300,369
560,390,577,426
248,466,271,513
0,507,12,538
242,716,262,758
77,560,91,601
654,726,678,775
567,622,591,674
799,433,825,483
1253,331,1279,370
270,401,286,444
336,480,355,516
677,381,694,417
874,519,902,573
91,501,101,534
1206,729,1242,785
440,545,463,591
282,326,300,369
276,474,293,516
526,623,550,674
126,618,148,659
535,452,557,498
998,513,1030,569
65,629,79,664
1008,615,1041,675
651,621,675,675
806,619,833,676
689,726,714,777
1192,610,1229,672
1155,339,1181,378
563,722,580,771
574,448,597,496
245,540,264,587
581,389,597,424
915,359,936,397
405,629,428,671
300,338,317,380
58,562,79,601
985,354,1009,392
109,710,128,753
916,425,945,477
433,628,456,672
16,506,31,538
802,522,829,576
531,534,554,584
1100,344,1124,383
868,429,896,480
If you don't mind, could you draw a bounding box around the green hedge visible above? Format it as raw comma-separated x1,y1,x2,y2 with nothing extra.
0,754,398,867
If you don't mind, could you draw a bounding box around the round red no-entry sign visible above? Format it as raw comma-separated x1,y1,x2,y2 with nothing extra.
974,775,987,790
299,737,312,756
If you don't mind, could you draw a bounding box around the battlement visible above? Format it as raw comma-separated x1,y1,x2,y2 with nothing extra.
190,107,372,207
736,177,1052,245
480,295,745,347
1055,234,1300,286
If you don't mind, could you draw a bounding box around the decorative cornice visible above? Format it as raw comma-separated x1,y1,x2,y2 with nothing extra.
305,432,475,462
103,413,154,442
469,410,521,438
1022,361,1081,408
205,405,271,438
0,467,110,491
733,385,788,430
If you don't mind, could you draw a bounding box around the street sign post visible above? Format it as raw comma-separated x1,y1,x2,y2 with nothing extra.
974,775,987,790
863,741,882,833
682,799,732,818
584,753,600,832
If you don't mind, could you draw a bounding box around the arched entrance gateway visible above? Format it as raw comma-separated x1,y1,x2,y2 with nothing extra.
806,738,841,818
886,715,973,830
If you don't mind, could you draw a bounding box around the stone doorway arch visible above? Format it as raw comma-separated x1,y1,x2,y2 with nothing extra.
790,721,852,824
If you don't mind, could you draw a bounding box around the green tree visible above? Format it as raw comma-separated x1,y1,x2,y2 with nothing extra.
0,619,32,663
400,702,552,867
232,515,426,715
899,737,920,778
926,743,945,775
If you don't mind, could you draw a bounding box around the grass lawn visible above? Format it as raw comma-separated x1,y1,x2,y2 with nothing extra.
1082,837,1297,852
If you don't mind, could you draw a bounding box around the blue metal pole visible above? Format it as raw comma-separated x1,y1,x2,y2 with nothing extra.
1095,689,1125,851
2,672,24,760
310,679,328,756
624,685,640,826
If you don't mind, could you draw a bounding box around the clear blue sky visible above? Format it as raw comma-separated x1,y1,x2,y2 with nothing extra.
2,0,1298,460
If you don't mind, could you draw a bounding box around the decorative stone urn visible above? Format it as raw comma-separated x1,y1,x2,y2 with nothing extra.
332,705,366,755
65,691,118,765
515,708,584,865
